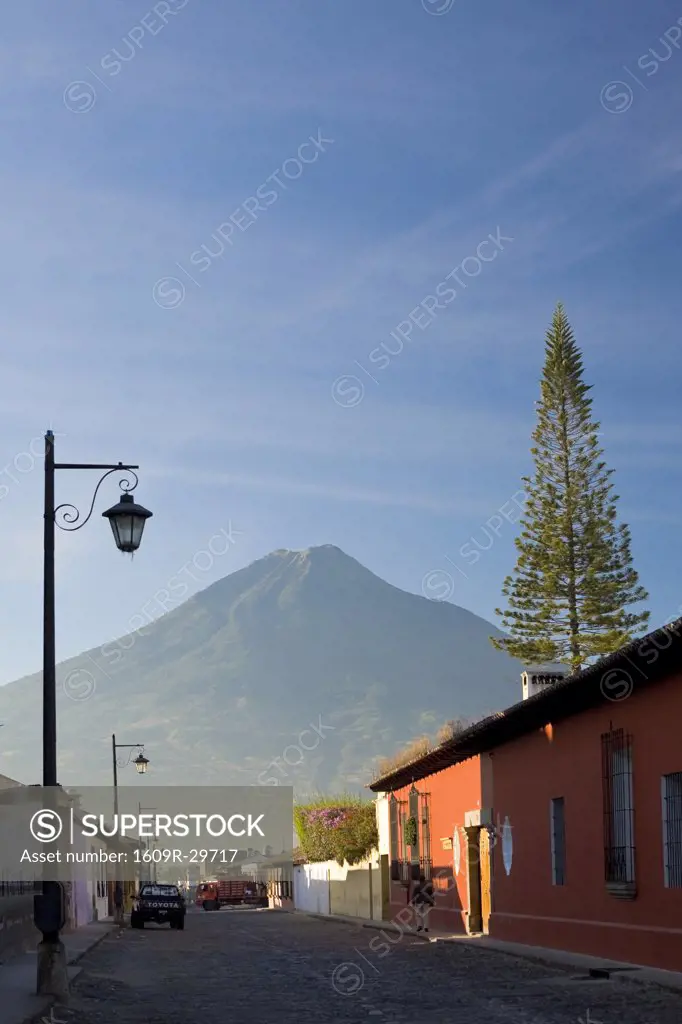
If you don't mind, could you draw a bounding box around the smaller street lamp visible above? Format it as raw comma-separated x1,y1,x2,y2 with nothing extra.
112,736,150,924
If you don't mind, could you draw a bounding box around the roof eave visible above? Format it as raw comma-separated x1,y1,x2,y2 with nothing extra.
368,618,682,792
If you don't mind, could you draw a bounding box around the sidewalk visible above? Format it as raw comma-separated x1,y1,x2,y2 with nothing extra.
0,919,115,1024
294,909,682,994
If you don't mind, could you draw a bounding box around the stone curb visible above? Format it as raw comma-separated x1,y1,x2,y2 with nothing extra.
292,909,682,994
18,923,116,1024
65,921,116,967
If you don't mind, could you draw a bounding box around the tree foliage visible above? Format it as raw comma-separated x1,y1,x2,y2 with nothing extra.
294,796,378,866
491,304,649,670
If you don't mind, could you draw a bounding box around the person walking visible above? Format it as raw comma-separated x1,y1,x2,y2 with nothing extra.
411,873,435,933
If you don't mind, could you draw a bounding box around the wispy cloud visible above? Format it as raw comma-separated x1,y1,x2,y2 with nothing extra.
147,466,510,516
0,0,680,683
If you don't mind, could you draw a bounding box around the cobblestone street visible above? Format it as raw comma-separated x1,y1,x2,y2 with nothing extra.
47,908,682,1024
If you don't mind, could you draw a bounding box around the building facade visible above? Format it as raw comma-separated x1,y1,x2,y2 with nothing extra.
371,618,682,972
490,665,682,971
375,756,493,934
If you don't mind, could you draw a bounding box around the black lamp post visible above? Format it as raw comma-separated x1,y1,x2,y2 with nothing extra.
112,737,150,923
36,430,152,998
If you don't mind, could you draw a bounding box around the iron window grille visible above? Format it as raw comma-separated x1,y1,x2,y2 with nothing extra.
408,785,420,859
389,795,400,880
419,791,433,880
662,771,682,888
550,797,566,885
397,801,410,882
601,728,636,896
406,786,422,880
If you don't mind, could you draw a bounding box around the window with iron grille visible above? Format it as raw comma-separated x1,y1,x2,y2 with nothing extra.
408,785,420,860
389,795,400,880
419,791,432,880
601,729,636,887
662,772,682,888
406,786,423,880
398,801,410,881
389,795,399,858
550,797,566,885
400,803,408,860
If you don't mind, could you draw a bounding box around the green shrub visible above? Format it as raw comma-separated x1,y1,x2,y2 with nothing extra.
404,816,418,849
294,795,378,866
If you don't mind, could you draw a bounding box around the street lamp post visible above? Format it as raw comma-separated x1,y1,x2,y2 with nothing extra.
35,430,152,999
112,738,149,923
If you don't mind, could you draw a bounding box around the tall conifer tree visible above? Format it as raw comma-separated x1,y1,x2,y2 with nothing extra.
491,304,649,671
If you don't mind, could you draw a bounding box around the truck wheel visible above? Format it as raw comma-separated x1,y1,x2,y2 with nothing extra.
212,900,220,911
202,901,211,912
131,915,143,929
176,916,185,930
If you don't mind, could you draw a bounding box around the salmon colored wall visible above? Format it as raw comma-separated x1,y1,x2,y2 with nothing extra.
387,756,482,933
490,670,682,972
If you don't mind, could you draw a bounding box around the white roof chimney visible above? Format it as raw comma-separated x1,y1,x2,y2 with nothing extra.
521,663,570,700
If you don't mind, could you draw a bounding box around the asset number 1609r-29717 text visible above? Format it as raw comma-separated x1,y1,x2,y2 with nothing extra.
133,848,240,864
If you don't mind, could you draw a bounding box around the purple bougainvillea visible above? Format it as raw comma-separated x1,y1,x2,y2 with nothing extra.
294,800,378,866
305,807,350,828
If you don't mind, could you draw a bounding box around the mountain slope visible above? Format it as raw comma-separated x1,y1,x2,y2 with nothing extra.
0,546,522,792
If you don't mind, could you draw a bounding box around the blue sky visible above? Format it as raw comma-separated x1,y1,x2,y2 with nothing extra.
1,0,681,685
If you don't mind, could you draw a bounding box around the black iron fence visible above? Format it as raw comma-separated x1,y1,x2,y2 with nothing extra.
0,880,41,896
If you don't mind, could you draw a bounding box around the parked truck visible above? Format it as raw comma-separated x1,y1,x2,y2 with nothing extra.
195,879,268,910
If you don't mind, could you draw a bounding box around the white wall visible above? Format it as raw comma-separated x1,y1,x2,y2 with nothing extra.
328,855,383,921
74,878,91,928
293,852,385,921
375,794,390,857
78,837,112,922
293,863,330,915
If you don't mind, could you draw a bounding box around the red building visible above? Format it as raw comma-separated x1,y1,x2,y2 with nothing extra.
374,756,492,934
370,617,682,972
